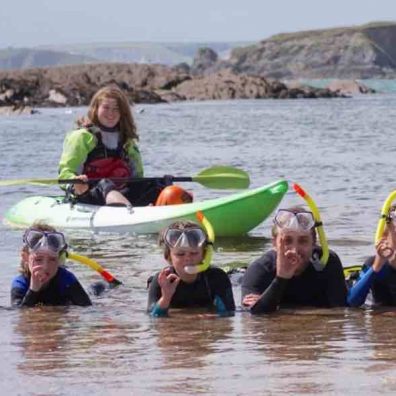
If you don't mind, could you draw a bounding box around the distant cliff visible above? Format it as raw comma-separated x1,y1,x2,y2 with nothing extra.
207,22,396,79
0,42,246,69
0,48,95,70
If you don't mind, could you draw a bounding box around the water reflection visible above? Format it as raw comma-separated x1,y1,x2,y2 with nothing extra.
14,307,74,374
150,312,234,394
3,97,396,393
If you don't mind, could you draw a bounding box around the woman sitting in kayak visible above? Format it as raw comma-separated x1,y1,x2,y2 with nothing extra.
58,85,192,207
348,206,396,307
241,207,347,314
11,223,92,307
147,220,235,317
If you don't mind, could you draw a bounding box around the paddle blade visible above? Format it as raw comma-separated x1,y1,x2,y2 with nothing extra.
193,166,250,189
0,178,60,186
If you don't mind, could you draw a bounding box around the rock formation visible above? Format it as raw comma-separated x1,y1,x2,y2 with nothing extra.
221,22,396,79
0,62,343,113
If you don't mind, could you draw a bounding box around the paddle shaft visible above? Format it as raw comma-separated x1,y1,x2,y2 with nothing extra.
58,176,192,184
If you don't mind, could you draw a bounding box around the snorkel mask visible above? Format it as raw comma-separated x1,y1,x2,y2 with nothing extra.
164,227,207,250
273,209,316,232
23,229,67,255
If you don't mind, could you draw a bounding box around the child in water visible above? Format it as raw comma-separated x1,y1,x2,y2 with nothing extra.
348,206,396,307
11,223,92,307
59,85,191,207
242,207,347,314
147,220,235,317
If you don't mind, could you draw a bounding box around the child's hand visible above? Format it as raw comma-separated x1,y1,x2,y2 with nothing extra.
242,293,261,307
276,236,303,279
29,263,50,292
157,268,180,308
73,174,89,195
374,224,396,271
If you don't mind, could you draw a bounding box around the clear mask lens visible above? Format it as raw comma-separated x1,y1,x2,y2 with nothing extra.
274,210,315,231
23,230,67,254
164,228,206,249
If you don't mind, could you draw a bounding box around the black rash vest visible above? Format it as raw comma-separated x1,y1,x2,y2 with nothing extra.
147,266,235,313
241,249,347,314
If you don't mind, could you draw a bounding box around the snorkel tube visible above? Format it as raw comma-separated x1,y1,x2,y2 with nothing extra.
375,190,396,243
184,211,214,275
293,183,329,268
67,252,122,287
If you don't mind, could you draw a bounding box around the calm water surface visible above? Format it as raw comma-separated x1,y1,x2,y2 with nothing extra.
1,96,396,394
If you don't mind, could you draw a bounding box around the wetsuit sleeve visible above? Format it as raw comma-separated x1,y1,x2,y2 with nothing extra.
241,253,287,314
241,255,275,297
250,277,289,314
58,129,96,180
16,290,43,307
209,268,235,316
347,257,379,307
10,276,34,307
324,251,347,307
68,281,92,306
147,273,166,316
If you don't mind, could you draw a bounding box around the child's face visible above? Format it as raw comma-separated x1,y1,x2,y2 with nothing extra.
169,247,204,276
28,250,59,283
274,228,314,265
97,98,121,129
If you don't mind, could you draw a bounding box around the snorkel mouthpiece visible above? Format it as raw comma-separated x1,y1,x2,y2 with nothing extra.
184,263,201,275
183,211,214,274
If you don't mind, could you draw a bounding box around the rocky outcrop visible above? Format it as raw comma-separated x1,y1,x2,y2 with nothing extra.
171,70,341,100
198,22,396,79
0,105,37,115
0,63,191,109
191,47,219,75
326,80,376,95
0,62,345,113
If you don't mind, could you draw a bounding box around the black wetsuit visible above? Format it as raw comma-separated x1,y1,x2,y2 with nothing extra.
147,266,235,316
11,267,92,307
241,248,347,314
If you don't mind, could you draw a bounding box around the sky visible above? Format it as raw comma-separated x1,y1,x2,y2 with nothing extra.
1,0,395,48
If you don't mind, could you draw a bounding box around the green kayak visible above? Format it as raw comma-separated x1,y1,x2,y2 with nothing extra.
4,179,288,236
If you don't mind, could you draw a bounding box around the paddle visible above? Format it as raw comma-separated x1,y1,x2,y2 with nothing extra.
0,165,250,190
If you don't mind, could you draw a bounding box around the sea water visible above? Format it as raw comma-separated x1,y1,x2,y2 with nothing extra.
1,95,396,394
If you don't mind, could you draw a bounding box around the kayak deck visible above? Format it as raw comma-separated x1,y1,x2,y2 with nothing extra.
4,180,288,236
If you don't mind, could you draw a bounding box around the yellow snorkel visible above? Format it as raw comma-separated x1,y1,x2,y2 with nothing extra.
67,252,122,287
293,183,329,268
375,190,396,243
183,211,214,274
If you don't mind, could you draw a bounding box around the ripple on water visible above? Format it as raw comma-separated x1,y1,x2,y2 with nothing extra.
1,97,396,393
